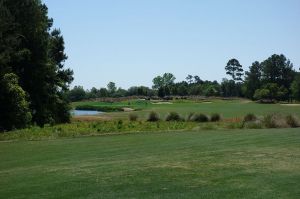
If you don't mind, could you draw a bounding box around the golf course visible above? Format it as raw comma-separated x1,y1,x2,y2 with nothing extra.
1,1,300,198
1,99,300,198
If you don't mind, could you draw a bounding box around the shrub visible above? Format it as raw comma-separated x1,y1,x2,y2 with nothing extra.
0,73,32,131
165,112,183,121
75,105,123,112
263,114,289,128
210,113,221,122
243,113,257,122
187,112,194,121
147,111,160,122
191,113,209,122
286,115,300,128
129,113,138,121
117,120,123,129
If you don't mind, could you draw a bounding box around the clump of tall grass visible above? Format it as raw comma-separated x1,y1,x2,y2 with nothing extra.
210,113,221,122
263,114,289,128
187,113,195,121
191,113,209,122
242,113,260,128
129,113,138,121
243,113,257,122
165,112,183,121
147,111,160,122
285,114,300,128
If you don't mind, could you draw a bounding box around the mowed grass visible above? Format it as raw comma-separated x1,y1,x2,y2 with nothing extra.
1,129,300,198
73,99,300,120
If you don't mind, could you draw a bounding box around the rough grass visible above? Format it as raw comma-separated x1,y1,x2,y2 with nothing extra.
0,129,300,198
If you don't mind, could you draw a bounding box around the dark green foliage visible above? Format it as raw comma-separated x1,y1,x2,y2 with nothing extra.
68,86,86,101
0,0,73,129
165,112,183,121
127,86,155,97
225,59,244,82
117,120,123,129
243,113,257,122
129,113,138,121
261,54,295,90
243,54,296,100
75,105,123,112
0,73,32,131
147,111,160,122
243,61,262,99
191,113,209,122
254,83,288,101
210,113,221,122
285,115,300,128
291,73,300,101
107,82,116,95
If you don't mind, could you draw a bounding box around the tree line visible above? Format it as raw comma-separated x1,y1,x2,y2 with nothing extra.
69,54,300,102
0,0,73,131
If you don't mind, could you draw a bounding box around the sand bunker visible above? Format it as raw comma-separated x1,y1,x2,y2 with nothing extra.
152,102,173,105
280,104,300,106
122,107,135,112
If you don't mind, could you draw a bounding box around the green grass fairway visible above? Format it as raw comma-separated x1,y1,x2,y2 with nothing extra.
1,129,300,198
73,99,300,120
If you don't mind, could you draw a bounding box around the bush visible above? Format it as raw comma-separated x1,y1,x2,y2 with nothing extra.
165,112,183,121
210,113,221,122
0,73,32,131
75,105,123,112
263,114,289,128
243,113,257,122
191,113,209,122
129,113,138,121
286,115,300,128
117,120,123,129
187,112,194,121
147,111,160,122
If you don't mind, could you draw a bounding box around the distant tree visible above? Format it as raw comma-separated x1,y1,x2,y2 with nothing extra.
189,84,203,95
68,86,86,101
243,61,262,99
114,87,127,97
86,87,98,99
291,73,300,101
225,59,244,82
0,73,32,131
193,76,203,84
99,88,109,97
253,83,287,101
157,87,165,98
220,78,236,97
253,88,270,101
261,54,295,90
204,85,218,97
152,73,176,89
186,75,193,84
177,83,188,96
107,82,117,95
152,73,175,97
152,76,164,90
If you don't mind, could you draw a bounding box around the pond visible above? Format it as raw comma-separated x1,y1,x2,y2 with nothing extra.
71,110,103,116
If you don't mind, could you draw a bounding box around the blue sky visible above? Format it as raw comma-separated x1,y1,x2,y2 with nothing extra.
44,0,300,89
